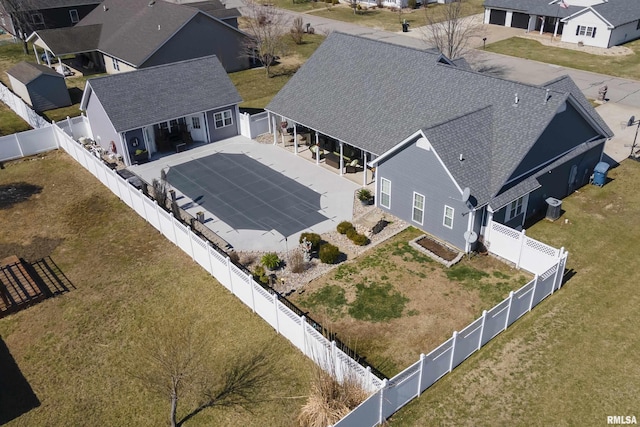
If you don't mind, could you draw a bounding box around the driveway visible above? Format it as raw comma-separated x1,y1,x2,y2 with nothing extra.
131,137,358,252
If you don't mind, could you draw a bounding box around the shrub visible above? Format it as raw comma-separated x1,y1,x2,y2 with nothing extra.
346,227,358,240
261,252,281,270
290,250,306,274
300,232,322,251
350,233,369,246
290,16,304,45
357,188,372,202
319,243,340,264
228,251,240,264
253,265,269,285
337,221,354,235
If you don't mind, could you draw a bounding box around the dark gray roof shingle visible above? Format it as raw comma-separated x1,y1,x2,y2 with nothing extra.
84,55,242,132
266,32,611,207
32,24,101,54
15,0,100,11
7,61,63,84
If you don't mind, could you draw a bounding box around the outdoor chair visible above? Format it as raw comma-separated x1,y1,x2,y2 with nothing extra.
346,159,360,173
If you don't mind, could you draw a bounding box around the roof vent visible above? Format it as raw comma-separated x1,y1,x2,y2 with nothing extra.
514,93,519,105
544,88,551,104
103,4,107,11
158,24,161,31
459,153,464,162
149,0,156,6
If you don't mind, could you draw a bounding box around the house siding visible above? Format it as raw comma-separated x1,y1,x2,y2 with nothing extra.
103,54,136,74
124,128,145,162
205,106,239,142
609,19,640,47
507,102,599,182
10,4,99,35
561,10,611,48
140,14,249,73
376,138,469,250
7,75,32,107
84,89,121,154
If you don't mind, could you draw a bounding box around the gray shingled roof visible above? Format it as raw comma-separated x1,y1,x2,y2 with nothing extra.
266,32,611,207
15,0,100,11
6,61,63,84
187,0,241,20
30,0,245,67
83,55,242,132
484,0,640,27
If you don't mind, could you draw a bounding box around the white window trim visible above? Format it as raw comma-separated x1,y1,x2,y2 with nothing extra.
69,9,79,23
505,194,529,222
412,192,425,225
214,110,233,129
380,178,391,209
578,25,594,37
443,205,454,229
112,57,120,71
192,116,201,129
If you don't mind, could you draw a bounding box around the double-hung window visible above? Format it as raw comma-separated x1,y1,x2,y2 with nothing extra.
505,195,526,221
69,9,79,23
112,57,120,71
379,178,391,208
412,192,425,224
443,205,454,229
214,110,233,128
577,25,596,38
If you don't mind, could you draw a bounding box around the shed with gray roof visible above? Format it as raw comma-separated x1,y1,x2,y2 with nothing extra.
80,55,242,166
266,33,613,251
6,61,71,112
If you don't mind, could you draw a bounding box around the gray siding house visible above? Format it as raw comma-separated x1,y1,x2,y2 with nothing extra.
80,55,242,166
6,61,71,112
0,0,100,37
266,33,613,252
27,0,250,74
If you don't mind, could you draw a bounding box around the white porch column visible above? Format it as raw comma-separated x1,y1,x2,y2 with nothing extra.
527,15,534,32
272,114,277,145
362,153,367,187
33,45,40,64
315,132,319,165
539,17,544,35
293,124,298,154
280,115,285,146
46,52,51,67
553,19,559,38
339,141,344,176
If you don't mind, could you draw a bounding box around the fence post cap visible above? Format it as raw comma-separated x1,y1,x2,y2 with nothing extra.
482,309,487,316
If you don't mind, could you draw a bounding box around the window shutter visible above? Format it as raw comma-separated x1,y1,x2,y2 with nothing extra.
575,26,580,36
592,27,596,38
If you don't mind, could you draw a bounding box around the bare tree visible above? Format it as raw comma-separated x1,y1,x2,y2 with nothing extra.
132,320,276,427
290,16,304,45
421,0,482,60
240,0,289,78
0,0,40,53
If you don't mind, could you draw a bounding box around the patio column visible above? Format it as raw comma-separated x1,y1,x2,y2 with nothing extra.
363,153,367,187
280,116,285,146
539,17,544,35
33,45,40,64
527,15,533,32
46,52,52,67
315,132,319,165
272,114,277,145
339,141,344,176
293,124,298,155
553,19,559,38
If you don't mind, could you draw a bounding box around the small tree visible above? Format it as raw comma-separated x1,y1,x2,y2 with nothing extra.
241,0,289,77
0,0,40,54
421,0,482,60
290,16,304,45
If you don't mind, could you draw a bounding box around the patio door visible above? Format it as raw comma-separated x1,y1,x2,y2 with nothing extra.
188,114,206,142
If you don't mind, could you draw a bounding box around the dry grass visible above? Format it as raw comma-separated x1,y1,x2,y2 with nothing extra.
390,161,640,425
290,227,531,376
0,151,313,426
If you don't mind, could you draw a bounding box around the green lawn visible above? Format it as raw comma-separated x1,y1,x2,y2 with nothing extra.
0,151,313,426
0,102,31,136
230,34,325,109
390,160,640,426
486,37,640,81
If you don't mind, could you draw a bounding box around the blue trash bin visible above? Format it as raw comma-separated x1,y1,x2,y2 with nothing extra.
592,162,610,187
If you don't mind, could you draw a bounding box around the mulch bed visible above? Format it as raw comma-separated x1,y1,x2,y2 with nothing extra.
415,236,459,261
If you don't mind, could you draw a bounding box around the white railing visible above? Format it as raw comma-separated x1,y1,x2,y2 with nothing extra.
333,250,568,426
238,111,269,139
484,219,563,275
51,123,383,393
0,82,50,129
0,125,59,162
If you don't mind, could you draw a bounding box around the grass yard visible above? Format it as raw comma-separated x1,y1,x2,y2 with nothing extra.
0,102,31,136
289,227,530,377
486,37,640,81
230,34,325,109
390,161,640,426
0,151,314,426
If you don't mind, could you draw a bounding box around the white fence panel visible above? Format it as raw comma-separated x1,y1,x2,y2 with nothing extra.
238,111,269,139
451,317,483,368
253,284,278,329
130,189,146,219
209,248,232,291
191,235,211,273
508,280,536,326
157,209,177,245
334,390,381,427
173,220,192,256
304,324,331,366
116,176,133,208
230,263,254,308
142,197,162,232
105,169,121,198
532,264,557,306
420,338,454,389
486,222,521,265
520,237,559,274
382,362,421,419
13,126,57,156
0,134,24,161
481,298,510,344
0,82,49,129
277,303,304,350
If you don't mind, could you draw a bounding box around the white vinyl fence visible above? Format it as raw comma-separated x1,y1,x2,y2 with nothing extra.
484,220,563,275
238,111,269,139
0,125,59,162
334,248,568,426
54,114,92,140
0,82,50,129
51,124,383,393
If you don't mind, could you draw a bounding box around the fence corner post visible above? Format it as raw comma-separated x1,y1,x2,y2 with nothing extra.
378,378,388,424
300,315,306,355
529,275,538,311
516,229,526,269
478,310,488,350
417,353,426,396
449,331,458,372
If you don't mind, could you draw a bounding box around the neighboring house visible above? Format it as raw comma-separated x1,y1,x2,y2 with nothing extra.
80,55,242,167
27,0,250,74
0,0,100,38
483,0,640,48
266,32,613,252
6,61,71,112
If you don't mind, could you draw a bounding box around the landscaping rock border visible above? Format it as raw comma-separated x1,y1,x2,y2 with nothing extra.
409,234,464,268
